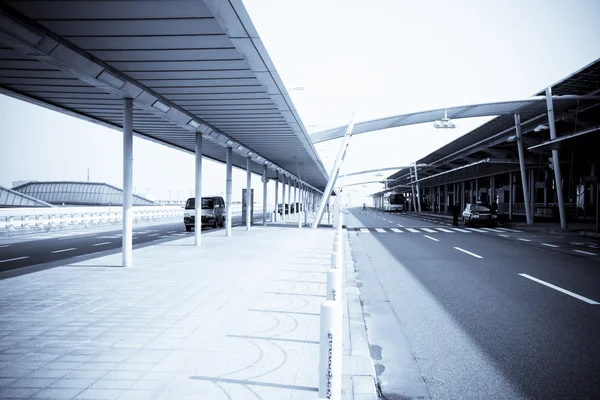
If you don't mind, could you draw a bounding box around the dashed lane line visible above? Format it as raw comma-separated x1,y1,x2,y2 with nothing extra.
454,247,483,259
0,244,9,248
517,238,532,242
498,234,510,238
92,242,111,247
541,243,559,248
574,250,598,256
148,234,160,237
51,248,77,254
519,273,599,305
0,256,30,264
424,235,439,242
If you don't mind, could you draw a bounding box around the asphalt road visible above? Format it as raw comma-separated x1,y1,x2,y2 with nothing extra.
347,207,600,400
0,212,263,274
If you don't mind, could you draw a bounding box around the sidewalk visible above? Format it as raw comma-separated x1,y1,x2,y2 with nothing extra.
0,222,377,399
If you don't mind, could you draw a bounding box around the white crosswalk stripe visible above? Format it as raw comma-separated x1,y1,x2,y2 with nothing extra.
375,228,386,233
479,228,497,232
406,228,420,233
391,228,403,233
465,228,480,232
450,228,471,233
495,227,523,233
360,228,370,233
436,228,454,233
421,228,437,233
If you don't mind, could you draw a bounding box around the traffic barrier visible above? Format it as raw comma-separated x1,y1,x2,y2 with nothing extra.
319,300,342,400
327,268,342,302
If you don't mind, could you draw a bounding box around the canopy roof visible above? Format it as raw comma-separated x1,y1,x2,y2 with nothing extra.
0,0,328,191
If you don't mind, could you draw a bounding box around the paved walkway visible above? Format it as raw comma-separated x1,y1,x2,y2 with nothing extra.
0,222,376,399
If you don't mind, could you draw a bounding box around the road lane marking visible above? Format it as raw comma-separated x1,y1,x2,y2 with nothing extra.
465,228,479,232
436,228,453,233
390,228,403,233
541,243,559,248
453,247,483,259
168,231,177,234
397,224,404,227
0,245,9,248
574,250,598,256
519,273,599,305
498,234,510,238
496,228,523,233
450,228,470,233
51,248,77,254
375,228,386,233
360,229,370,233
159,236,169,238
92,242,111,247
0,256,30,264
406,228,420,233
424,235,439,242
148,234,160,237
479,228,497,232
422,228,437,233
517,238,532,242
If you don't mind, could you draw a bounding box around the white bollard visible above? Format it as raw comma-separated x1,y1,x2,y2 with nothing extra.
330,251,341,269
333,236,343,258
319,301,342,400
298,211,302,228
327,268,342,302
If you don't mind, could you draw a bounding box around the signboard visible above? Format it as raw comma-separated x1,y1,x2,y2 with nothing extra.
241,189,254,225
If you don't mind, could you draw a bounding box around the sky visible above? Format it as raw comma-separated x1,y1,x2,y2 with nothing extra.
1,0,599,207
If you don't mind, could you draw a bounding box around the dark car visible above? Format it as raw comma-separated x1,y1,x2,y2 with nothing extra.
184,196,225,231
462,203,498,227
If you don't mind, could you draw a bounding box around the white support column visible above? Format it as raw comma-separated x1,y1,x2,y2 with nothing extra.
514,113,532,224
122,98,133,267
509,172,513,220
460,181,465,212
546,87,567,229
282,174,286,220
225,147,233,237
262,165,268,226
287,176,292,219
444,184,448,214
413,163,422,213
274,172,279,223
194,132,203,246
530,169,535,223
246,156,252,231
294,179,298,216
410,169,417,212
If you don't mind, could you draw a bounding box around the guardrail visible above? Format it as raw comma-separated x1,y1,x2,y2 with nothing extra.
0,206,183,232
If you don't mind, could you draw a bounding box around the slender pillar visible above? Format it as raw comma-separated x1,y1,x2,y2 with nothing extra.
509,172,513,220
122,98,133,267
246,156,252,231
274,172,279,223
281,174,286,220
287,176,292,220
460,181,465,212
225,147,233,237
194,132,203,246
530,169,535,223
413,163,422,213
262,165,268,226
410,169,416,212
294,179,298,216
475,179,479,203
514,114,532,224
546,87,567,229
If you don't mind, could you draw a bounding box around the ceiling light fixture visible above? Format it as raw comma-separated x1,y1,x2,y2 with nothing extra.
96,70,125,89
187,120,201,129
152,100,170,113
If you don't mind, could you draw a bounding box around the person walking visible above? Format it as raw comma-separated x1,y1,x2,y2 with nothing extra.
452,202,461,226
362,202,367,211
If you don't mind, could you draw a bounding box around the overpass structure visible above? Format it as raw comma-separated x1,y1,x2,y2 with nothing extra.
369,59,600,230
0,0,329,266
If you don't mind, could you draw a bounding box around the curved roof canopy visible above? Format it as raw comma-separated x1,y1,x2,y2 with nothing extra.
310,96,600,144
0,0,328,191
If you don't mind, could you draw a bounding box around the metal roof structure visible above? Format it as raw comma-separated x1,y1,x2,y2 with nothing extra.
13,181,157,206
310,96,600,144
0,0,328,191
378,58,600,194
0,185,54,207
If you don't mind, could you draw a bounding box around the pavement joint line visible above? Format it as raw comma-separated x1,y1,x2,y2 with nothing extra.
424,235,439,242
92,242,111,246
453,247,483,259
574,249,598,256
51,247,77,253
519,273,599,305
541,243,559,248
0,256,30,263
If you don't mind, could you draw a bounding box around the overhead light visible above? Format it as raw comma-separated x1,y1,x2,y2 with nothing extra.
534,125,549,132
506,135,517,142
247,151,254,157
96,70,125,89
225,139,234,146
187,120,201,129
433,118,456,129
152,100,170,113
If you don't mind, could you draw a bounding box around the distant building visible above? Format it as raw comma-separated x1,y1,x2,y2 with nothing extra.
12,181,157,207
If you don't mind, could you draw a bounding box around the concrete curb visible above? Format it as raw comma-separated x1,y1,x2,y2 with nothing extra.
342,229,380,399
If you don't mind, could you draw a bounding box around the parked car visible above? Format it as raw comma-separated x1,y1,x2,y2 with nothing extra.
184,196,225,231
462,203,498,227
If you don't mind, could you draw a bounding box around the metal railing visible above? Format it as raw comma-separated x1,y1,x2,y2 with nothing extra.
0,206,183,231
